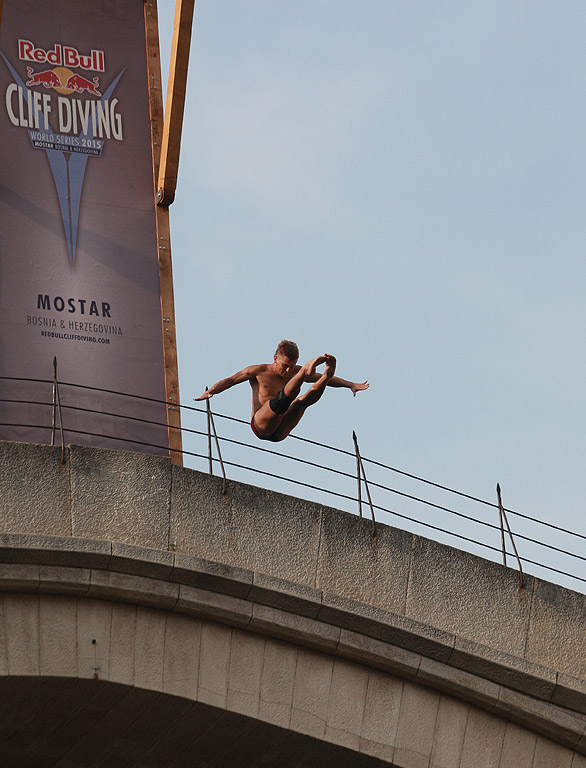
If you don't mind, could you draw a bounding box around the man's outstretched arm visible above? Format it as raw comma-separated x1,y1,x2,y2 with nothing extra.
326,376,369,396
194,365,260,401
304,371,369,396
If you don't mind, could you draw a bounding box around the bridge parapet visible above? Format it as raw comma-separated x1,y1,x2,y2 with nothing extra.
1,440,586,766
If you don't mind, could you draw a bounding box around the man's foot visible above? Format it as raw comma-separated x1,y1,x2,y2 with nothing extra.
323,354,336,379
301,355,327,379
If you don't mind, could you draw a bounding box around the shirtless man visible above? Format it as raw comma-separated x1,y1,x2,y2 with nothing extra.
194,340,369,442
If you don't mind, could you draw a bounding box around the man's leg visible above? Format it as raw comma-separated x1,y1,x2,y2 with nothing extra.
281,355,327,400
269,355,336,442
253,355,328,437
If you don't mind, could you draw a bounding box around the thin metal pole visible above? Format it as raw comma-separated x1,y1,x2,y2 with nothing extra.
51,357,57,446
496,483,507,566
51,357,66,464
353,431,363,518
208,406,227,497
205,387,213,475
497,484,525,590
353,431,376,537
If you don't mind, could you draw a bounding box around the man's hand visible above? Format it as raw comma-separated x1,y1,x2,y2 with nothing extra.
350,381,369,397
193,390,213,401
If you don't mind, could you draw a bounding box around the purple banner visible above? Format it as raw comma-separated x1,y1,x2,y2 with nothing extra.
0,0,169,455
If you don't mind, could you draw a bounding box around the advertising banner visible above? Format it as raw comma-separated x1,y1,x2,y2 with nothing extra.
0,0,169,455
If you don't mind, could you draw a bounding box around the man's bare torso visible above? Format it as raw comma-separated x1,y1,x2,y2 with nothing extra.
249,364,301,414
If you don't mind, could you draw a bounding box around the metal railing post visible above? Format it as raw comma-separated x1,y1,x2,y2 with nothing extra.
50,357,66,464
496,483,525,590
353,431,376,537
205,389,226,496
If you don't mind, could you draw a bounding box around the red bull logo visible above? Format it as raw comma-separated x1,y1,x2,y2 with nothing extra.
65,73,101,97
25,68,61,89
19,40,105,73
25,66,101,97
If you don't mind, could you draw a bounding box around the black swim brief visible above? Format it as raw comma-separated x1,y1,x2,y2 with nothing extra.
269,389,293,415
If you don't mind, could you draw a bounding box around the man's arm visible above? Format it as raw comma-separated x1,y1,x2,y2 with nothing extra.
194,365,262,401
304,371,369,397
327,376,369,396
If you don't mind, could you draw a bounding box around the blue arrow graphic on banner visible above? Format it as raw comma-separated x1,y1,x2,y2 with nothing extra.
1,51,124,267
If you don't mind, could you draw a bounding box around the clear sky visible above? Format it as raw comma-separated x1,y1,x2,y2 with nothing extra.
157,2,586,593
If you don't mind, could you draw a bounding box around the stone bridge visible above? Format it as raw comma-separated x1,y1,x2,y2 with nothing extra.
0,440,585,767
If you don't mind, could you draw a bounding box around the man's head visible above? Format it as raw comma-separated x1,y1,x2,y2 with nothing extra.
275,340,299,360
273,339,299,377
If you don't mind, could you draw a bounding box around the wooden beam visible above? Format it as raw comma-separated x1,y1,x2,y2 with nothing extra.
157,0,196,206
145,0,183,465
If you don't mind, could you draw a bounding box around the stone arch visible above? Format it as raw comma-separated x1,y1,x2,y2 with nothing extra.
1,441,586,766
0,550,584,767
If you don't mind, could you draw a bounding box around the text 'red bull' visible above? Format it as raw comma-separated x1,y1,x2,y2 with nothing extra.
18,40,105,72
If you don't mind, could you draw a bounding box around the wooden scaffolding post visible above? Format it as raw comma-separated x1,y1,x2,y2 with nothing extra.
144,0,183,464
157,0,196,206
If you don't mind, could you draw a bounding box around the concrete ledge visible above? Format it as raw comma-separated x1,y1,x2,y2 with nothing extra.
493,688,586,751
0,532,112,569
3,441,586,684
0,530,586,747
318,592,456,663
171,552,253,598
449,636,558,703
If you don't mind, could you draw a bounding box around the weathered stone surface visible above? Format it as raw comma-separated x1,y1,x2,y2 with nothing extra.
2,441,586,766
361,669,403,751
326,659,369,746
450,636,557,702
337,629,421,680
39,565,90,595
0,442,70,537
291,647,334,739
319,591,455,662
227,629,265,718
259,637,297,729
527,580,586,680
250,603,340,653
39,594,77,676
394,680,440,766
406,535,533,658
88,570,179,609
76,598,113,680
498,723,537,768
532,735,573,768
0,562,39,591
553,673,586,715
316,505,412,614
197,621,231,710
109,542,174,579
108,603,137,686
170,466,323,586
2,593,39,675
162,612,201,699
429,696,469,768
459,707,506,768
417,656,500,712
249,571,322,617
172,552,253,597
176,584,252,628
69,445,172,549
0,533,112,568
494,688,586,750
133,606,167,692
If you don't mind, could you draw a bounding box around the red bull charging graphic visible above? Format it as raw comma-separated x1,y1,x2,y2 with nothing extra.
0,0,169,454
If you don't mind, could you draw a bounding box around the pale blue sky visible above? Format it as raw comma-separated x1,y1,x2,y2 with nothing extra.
157,2,586,592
